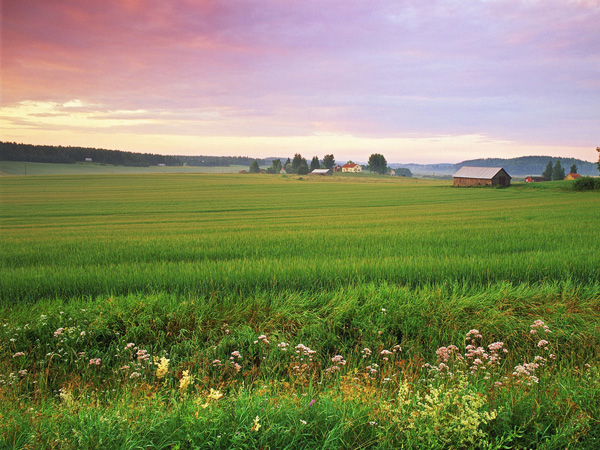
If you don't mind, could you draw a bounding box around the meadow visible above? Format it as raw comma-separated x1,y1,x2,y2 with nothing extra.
1,173,599,449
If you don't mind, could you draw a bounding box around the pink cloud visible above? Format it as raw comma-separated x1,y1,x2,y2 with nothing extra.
1,0,599,156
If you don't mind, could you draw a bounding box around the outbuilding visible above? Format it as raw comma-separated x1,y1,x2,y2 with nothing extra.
564,173,582,180
453,166,511,187
310,169,333,176
525,176,545,183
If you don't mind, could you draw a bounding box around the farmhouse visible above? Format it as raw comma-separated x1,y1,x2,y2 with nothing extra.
564,173,582,180
333,165,342,172
310,168,333,176
525,176,545,183
453,166,511,187
342,163,362,173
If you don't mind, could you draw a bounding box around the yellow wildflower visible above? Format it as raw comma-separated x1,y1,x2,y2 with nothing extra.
251,415,261,432
155,356,170,379
179,370,193,392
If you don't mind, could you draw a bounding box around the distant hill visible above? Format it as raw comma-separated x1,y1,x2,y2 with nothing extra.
457,156,598,176
391,156,598,177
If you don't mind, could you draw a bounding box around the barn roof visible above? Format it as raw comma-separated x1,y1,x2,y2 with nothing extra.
453,166,511,179
311,169,331,174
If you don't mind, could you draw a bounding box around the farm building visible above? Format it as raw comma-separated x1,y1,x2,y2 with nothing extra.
453,167,511,187
525,176,545,183
310,169,333,176
564,173,582,180
333,165,342,172
342,163,362,173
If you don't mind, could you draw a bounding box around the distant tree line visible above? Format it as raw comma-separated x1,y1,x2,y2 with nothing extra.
0,142,275,167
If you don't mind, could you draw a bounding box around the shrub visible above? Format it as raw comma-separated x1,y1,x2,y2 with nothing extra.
573,176,597,191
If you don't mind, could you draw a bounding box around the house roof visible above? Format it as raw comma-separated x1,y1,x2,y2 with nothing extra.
342,163,359,168
453,166,511,179
566,173,582,178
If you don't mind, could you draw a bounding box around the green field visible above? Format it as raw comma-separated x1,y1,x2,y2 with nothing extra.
1,174,599,449
0,160,250,176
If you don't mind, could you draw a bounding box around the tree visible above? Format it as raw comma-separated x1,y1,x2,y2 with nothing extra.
597,147,600,174
395,168,413,177
323,154,335,169
272,159,282,173
249,160,260,173
570,164,577,174
368,153,387,175
552,160,565,180
291,153,306,174
310,156,320,171
542,161,553,181
297,161,309,175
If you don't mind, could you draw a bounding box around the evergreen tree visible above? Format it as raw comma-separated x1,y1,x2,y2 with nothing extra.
570,164,577,174
291,153,305,173
323,154,335,169
542,161,553,181
310,156,320,171
249,160,260,173
271,159,282,173
552,160,565,180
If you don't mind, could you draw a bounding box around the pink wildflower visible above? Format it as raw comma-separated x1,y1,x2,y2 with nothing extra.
13,352,25,358
89,358,101,366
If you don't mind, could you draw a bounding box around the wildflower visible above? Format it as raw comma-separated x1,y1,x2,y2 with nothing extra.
278,342,289,351
257,334,269,344
466,329,482,340
381,308,386,313
233,363,242,372
179,370,193,392
126,343,135,349
129,372,141,378
89,358,101,366
13,352,25,358
230,350,241,359
361,348,372,358
53,328,65,337
299,419,307,425
208,389,223,400
59,387,74,408
537,339,549,348
18,369,27,377
380,350,392,356
331,355,346,364
80,331,85,336
137,349,150,361
212,359,222,367
251,416,261,432
309,399,316,407
155,356,170,379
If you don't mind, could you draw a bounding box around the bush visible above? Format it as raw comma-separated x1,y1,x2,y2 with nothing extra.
573,176,599,191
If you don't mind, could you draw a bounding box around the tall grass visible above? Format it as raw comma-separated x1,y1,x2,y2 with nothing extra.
2,174,599,303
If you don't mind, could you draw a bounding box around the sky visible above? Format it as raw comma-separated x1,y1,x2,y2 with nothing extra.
1,0,599,164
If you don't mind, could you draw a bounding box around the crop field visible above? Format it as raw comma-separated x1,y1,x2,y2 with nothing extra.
1,173,600,449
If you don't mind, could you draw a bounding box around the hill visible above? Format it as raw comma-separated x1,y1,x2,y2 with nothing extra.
392,156,598,177
457,155,598,176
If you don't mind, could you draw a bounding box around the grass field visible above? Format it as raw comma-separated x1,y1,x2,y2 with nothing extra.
1,173,599,449
0,161,250,176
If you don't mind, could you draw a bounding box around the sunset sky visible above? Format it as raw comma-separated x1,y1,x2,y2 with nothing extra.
2,0,599,163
